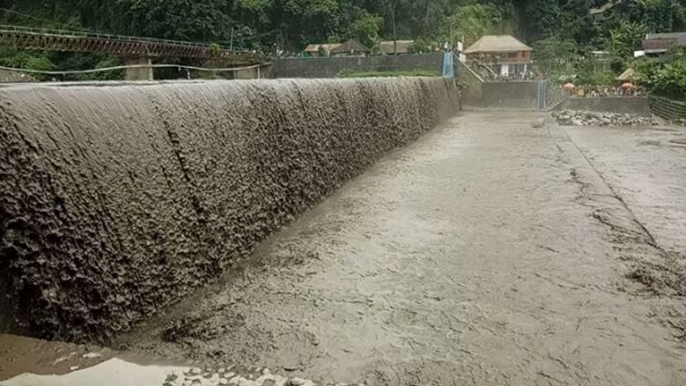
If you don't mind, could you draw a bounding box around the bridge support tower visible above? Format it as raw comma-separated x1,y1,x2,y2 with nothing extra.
124,57,154,81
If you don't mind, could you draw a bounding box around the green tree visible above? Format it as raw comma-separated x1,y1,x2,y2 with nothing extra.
614,0,686,33
275,0,340,46
635,49,686,99
0,48,53,80
3,0,686,81
446,3,507,46
346,11,383,47
533,37,578,77
520,0,561,41
606,21,648,57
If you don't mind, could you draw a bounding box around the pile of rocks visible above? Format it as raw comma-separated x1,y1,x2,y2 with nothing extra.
163,367,362,386
552,110,658,126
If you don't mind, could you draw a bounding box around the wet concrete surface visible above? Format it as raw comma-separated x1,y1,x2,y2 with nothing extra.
114,112,686,385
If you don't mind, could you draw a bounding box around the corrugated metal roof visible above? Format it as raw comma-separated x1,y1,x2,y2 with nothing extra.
465,35,532,54
304,43,342,53
645,32,686,43
330,39,370,53
379,40,414,54
643,32,686,51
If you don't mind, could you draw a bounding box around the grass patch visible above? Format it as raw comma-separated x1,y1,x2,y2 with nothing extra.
338,69,439,78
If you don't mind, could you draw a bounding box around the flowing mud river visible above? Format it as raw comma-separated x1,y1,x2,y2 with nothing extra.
3,111,686,385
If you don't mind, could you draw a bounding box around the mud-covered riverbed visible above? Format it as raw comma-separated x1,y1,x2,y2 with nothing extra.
115,112,686,385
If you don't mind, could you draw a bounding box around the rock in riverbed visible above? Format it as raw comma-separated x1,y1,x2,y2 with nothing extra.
552,110,658,126
167,366,370,386
172,366,362,386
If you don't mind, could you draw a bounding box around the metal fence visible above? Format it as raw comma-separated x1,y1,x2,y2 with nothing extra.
648,96,686,121
545,84,568,110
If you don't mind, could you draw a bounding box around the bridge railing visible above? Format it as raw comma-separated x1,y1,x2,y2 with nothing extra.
0,24,251,53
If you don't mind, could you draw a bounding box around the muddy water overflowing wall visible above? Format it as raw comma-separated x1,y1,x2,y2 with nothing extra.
0,78,459,341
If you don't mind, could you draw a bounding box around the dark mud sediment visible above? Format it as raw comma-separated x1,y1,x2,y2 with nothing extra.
0,78,459,341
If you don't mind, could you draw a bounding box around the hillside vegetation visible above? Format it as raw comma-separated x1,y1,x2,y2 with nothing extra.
1,0,686,91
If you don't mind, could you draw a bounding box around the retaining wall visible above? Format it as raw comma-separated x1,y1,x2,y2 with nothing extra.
464,81,540,109
271,53,443,78
556,97,652,116
456,60,483,102
0,78,459,341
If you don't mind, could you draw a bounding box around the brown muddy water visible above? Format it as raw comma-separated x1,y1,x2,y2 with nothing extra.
0,334,188,386
2,111,686,386
112,112,685,385
0,333,299,386
0,78,458,341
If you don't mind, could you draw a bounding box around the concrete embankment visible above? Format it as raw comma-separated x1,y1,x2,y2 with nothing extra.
554,97,652,116
0,78,459,341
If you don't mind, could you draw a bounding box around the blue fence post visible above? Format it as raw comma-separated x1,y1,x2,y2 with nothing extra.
442,52,455,78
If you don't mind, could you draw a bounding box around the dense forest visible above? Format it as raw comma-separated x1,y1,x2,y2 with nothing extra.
1,0,686,89
2,0,685,50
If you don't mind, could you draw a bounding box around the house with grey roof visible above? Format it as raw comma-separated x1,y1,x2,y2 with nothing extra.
641,32,686,56
378,40,415,55
303,40,370,58
330,40,371,57
465,35,533,76
303,43,342,57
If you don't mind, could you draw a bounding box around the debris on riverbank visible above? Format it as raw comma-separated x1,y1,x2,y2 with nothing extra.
164,366,363,386
552,110,658,126
165,367,316,386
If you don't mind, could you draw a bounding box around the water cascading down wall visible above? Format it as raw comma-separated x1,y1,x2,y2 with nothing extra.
0,78,459,341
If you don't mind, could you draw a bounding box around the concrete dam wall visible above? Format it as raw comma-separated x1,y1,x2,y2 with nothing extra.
0,78,459,341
